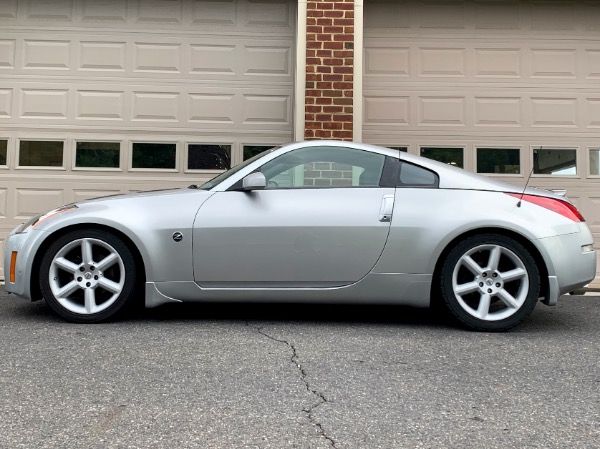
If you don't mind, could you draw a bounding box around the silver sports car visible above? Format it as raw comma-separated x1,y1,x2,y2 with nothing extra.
4,141,596,331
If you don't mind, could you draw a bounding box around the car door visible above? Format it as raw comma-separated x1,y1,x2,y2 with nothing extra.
193,145,396,288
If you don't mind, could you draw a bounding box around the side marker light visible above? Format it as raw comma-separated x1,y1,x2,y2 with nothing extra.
10,251,17,283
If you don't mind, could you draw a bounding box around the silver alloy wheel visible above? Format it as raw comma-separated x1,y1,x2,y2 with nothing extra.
451,244,529,321
48,237,125,315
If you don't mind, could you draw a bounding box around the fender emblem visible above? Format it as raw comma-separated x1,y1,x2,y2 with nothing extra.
172,232,183,242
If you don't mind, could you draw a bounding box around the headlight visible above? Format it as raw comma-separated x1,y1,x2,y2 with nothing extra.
16,205,78,234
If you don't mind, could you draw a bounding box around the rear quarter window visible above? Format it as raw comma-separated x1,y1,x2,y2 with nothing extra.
398,162,439,187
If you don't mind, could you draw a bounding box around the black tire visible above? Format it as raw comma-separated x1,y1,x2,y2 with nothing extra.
440,234,540,332
39,229,138,323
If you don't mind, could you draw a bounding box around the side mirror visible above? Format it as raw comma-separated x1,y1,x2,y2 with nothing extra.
242,172,267,191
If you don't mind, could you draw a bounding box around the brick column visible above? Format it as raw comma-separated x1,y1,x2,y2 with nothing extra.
305,0,354,141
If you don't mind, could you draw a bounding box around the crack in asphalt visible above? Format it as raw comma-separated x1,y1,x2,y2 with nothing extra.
249,323,338,448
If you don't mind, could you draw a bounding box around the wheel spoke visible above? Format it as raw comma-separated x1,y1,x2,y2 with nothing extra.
54,257,79,274
476,293,492,319
497,289,519,309
487,246,501,271
84,288,97,314
96,252,119,271
98,278,122,294
461,255,483,276
81,239,94,264
56,281,80,298
455,281,480,295
501,268,527,283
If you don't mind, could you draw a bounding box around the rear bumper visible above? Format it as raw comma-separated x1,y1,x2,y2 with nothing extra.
537,224,596,305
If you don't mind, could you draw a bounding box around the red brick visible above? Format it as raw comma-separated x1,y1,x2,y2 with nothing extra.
316,50,333,58
305,129,315,139
323,74,343,81
316,113,332,121
323,10,344,18
316,18,333,26
306,89,321,97
315,130,333,138
333,34,353,42
333,65,353,74
317,33,332,42
333,50,353,58
323,41,344,50
316,81,333,89
335,114,353,122
305,113,315,122
306,105,321,113
316,97,333,105
323,105,343,113
335,18,353,26
318,2,334,10
307,41,322,50
342,122,353,130
323,122,343,130
333,130,353,139
333,81,353,90
323,26,344,33
316,65,332,73
333,97,352,105
306,57,321,65
305,121,322,130
323,58,343,66
323,89,343,97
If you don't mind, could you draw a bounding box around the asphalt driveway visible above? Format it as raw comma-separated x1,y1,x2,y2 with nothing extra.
0,286,598,448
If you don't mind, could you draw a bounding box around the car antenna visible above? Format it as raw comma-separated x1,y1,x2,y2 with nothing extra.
517,147,539,208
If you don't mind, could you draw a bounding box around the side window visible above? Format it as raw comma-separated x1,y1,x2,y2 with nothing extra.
259,146,386,189
398,162,438,187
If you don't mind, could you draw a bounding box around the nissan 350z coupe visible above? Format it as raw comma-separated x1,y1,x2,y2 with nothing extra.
4,141,597,331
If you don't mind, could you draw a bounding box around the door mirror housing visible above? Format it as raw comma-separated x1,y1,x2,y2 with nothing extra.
242,172,267,191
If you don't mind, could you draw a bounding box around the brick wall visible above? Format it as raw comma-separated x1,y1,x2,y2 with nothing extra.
305,0,354,141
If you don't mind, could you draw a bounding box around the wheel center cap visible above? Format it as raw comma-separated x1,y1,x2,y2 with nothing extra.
485,279,494,286
84,272,92,280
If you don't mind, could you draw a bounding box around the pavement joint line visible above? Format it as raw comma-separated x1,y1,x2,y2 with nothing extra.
247,321,338,449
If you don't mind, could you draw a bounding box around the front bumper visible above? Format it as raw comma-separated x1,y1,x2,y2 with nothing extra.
4,227,49,300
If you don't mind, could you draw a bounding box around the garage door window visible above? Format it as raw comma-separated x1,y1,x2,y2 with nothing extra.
534,148,577,176
18,141,64,168
0,140,6,166
132,143,176,170
420,147,464,168
590,149,600,176
75,142,120,169
477,148,520,174
244,145,274,161
187,144,231,171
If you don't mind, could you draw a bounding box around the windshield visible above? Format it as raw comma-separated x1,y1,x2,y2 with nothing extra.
199,148,276,190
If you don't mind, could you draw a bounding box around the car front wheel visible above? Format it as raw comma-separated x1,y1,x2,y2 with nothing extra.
39,229,137,323
440,234,541,331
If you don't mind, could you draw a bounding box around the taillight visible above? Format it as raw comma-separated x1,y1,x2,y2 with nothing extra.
506,193,585,222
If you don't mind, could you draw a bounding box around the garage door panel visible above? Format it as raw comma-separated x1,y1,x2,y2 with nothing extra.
0,0,295,32
0,0,296,280
364,0,600,285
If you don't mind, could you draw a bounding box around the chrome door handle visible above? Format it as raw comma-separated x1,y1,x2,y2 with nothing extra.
379,194,394,222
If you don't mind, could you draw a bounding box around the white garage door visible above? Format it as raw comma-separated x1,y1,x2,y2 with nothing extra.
0,0,296,278
364,0,600,287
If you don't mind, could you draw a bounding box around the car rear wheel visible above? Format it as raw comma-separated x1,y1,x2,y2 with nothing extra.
440,234,540,331
40,229,137,323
